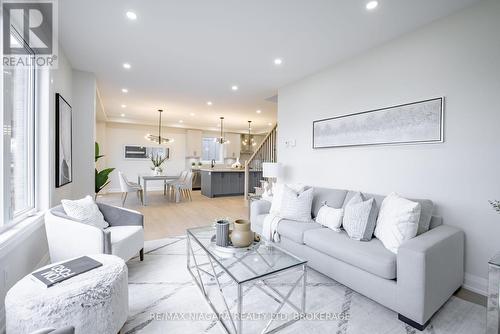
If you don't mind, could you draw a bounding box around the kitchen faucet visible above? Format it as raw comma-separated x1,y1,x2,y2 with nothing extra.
211,159,216,168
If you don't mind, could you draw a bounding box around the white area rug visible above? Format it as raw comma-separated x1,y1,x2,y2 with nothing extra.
123,236,485,334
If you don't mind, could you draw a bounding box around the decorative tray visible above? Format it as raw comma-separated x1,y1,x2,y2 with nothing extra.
209,234,261,255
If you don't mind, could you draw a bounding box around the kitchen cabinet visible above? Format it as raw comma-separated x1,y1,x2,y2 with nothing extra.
201,169,262,198
186,129,202,158
224,133,241,159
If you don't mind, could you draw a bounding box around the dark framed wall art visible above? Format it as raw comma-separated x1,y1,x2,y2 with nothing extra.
55,93,73,187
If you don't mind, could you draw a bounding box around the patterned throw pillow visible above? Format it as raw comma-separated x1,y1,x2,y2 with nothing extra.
61,195,109,229
316,204,344,232
279,185,314,222
270,183,307,214
342,192,378,241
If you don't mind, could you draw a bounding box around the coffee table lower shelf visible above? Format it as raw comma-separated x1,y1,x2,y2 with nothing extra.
186,231,307,334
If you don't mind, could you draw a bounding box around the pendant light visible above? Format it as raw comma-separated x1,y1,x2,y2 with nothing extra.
242,120,256,147
145,109,174,144
215,117,230,144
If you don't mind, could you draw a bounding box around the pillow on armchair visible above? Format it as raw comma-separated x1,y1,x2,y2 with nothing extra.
61,196,109,229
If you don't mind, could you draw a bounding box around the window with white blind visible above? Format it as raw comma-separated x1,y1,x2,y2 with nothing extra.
1,31,36,230
201,137,222,162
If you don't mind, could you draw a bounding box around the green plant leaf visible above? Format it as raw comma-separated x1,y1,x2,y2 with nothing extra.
95,167,115,193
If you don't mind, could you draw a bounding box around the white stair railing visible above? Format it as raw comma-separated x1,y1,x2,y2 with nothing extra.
244,124,277,199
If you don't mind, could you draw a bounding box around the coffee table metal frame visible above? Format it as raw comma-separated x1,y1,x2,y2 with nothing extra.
186,227,307,334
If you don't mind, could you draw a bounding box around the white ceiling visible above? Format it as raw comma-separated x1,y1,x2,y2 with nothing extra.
59,0,479,133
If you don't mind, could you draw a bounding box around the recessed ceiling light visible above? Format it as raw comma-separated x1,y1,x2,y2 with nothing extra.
231,85,238,91
179,120,184,123
121,104,127,108
121,88,128,93
268,122,272,126
122,63,131,69
256,110,262,114
274,58,283,65
207,101,213,106
366,1,378,10
126,11,137,20
120,113,126,117
190,112,195,116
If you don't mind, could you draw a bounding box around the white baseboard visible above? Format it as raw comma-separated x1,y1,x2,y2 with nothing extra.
463,272,488,296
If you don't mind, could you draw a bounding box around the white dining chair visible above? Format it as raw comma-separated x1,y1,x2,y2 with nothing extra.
165,170,188,199
173,171,193,202
118,171,143,206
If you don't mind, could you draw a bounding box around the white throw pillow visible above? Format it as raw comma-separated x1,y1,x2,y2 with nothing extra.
61,195,109,229
279,185,314,223
374,192,421,254
316,204,344,232
270,183,307,214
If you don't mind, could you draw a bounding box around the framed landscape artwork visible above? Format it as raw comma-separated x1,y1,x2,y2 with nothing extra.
55,93,73,187
313,97,444,149
123,145,169,160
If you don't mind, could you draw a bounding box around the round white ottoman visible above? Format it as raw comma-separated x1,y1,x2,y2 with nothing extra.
5,254,128,334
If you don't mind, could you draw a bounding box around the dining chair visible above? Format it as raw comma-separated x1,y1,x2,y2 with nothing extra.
173,171,193,202
118,171,143,206
165,170,188,198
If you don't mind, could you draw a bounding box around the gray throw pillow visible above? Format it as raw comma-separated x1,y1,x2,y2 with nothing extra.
410,198,434,235
342,192,378,241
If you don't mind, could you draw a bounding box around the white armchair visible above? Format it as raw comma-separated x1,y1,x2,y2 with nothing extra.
45,203,144,263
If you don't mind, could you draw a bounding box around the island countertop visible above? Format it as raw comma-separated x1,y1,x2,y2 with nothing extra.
199,168,260,173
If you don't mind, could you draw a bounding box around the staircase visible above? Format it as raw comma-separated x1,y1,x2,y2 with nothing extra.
244,124,278,199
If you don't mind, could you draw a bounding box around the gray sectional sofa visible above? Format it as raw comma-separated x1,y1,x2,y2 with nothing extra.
250,187,464,330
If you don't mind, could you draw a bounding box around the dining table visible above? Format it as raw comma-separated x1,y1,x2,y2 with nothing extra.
137,174,178,205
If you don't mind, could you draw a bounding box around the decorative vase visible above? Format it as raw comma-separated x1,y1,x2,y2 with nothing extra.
153,167,161,175
231,157,242,169
215,220,230,247
230,219,253,248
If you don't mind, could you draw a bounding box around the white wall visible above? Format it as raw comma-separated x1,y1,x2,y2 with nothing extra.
278,0,500,294
70,71,96,200
105,123,187,192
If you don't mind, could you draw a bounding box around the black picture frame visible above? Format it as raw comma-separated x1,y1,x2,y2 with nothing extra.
55,93,73,187
312,97,444,149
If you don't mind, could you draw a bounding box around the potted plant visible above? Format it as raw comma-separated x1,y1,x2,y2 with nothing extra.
191,162,197,169
151,153,168,175
490,200,500,213
198,161,203,167
95,142,114,200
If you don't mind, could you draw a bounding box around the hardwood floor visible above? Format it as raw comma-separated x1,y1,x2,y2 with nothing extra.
98,190,487,307
98,190,249,241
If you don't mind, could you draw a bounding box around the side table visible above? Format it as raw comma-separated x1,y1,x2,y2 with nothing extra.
488,253,500,334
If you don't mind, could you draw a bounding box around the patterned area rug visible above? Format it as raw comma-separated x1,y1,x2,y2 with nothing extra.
123,236,485,334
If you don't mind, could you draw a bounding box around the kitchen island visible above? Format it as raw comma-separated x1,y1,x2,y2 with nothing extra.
200,168,263,198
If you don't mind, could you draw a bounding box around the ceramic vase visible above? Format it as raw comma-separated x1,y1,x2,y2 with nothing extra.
215,220,230,247
230,219,253,248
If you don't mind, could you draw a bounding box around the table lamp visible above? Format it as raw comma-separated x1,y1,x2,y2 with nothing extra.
262,162,281,196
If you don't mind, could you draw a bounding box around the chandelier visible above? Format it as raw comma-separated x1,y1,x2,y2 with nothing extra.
145,109,174,144
242,120,256,147
215,117,230,144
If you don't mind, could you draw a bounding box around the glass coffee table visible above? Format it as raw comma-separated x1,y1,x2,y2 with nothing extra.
186,226,307,334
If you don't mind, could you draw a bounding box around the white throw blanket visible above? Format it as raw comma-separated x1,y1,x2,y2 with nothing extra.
262,212,284,242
